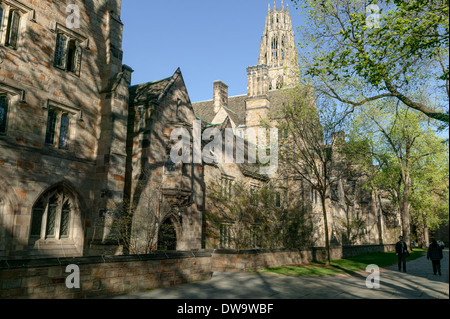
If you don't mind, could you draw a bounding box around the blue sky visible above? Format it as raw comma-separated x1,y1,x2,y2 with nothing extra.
121,0,304,103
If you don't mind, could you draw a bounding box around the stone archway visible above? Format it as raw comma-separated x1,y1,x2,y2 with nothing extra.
157,217,178,251
0,180,20,259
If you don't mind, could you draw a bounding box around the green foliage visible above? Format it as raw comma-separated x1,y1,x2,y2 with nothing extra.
336,214,366,245
345,97,449,243
206,178,315,250
256,249,427,277
410,149,449,232
292,0,449,123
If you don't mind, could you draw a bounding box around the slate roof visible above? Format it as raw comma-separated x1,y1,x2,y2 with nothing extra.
192,100,216,124
192,87,299,127
129,77,174,106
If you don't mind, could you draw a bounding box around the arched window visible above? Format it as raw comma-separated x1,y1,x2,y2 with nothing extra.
158,218,177,251
30,186,74,239
272,37,278,60
0,94,8,134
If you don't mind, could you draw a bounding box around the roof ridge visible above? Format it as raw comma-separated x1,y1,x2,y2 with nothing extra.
130,76,172,89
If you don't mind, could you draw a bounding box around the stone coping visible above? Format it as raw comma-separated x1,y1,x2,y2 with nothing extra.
0,245,395,270
0,251,213,270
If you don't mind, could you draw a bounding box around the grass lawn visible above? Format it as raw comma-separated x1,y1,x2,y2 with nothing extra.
255,249,427,277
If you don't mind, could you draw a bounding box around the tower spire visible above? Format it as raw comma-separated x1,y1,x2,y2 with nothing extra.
273,0,276,10
258,1,299,89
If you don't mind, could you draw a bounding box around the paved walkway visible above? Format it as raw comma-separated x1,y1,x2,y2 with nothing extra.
110,250,449,299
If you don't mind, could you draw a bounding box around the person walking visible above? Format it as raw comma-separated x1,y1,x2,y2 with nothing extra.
396,236,409,273
427,239,443,276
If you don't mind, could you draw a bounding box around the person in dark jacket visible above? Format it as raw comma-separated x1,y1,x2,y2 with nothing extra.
396,236,409,272
427,239,443,276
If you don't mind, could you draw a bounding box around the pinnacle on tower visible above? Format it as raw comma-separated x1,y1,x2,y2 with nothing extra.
258,2,299,89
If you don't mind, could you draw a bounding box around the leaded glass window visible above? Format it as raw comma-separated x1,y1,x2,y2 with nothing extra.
59,113,70,149
0,95,8,134
54,33,69,69
275,192,281,208
220,223,232,249
221,177,234,199
0,7,4,40
60,201,71,238
45,195,58,238
54,33,82,75
45,110,57,145
30,208,44,237
30,186,74,240
5,10,20,48
66,39,77,72
165,157,176,173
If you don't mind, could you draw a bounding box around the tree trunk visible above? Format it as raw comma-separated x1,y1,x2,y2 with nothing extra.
321,194,331,265
423,215,430,248
400,174,412,251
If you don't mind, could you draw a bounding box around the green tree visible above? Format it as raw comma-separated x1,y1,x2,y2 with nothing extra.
206,178,314,250
292,0,449,124
410,148,449,246
273,86,349,265
347,99,448,249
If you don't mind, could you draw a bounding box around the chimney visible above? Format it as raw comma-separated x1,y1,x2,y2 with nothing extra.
213,81,228,113
247,65,269,97
122,64,134,84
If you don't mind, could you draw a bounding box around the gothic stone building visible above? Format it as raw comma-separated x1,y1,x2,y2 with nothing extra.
0,0,205,260
0,0,398,260
193,2,399,249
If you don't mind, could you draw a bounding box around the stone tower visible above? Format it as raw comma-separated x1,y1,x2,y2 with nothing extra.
258,1,298,89
245,1,298,144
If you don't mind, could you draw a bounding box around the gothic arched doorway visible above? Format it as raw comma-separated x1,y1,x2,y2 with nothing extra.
158,218,177,251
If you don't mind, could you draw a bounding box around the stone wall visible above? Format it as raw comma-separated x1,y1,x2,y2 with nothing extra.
210,245,396,273
0,245,395,299
0,251,212,299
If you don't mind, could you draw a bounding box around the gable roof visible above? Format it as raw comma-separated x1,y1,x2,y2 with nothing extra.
192,87,301,127
192,94,247,127
129,68,184,106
